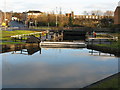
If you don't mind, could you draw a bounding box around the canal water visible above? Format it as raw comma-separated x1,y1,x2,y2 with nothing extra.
1,47,118,88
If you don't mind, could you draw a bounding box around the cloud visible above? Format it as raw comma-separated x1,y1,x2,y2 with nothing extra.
85,2,117,11
0,0,119,14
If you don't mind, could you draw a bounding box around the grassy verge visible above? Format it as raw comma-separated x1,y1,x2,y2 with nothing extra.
96,33,120,49
0,30,39,45
96,34,113,38
86,73,119,88
0,30,38,41
96,42,120,49
0,42,26,45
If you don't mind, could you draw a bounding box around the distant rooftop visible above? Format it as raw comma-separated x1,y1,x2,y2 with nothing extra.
115,6,120,13
27,10,42,13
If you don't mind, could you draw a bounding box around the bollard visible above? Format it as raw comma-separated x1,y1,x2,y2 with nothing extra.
40,33,41,40
92,39,94,45
24,35,25,40
21,37,22,42
88,39,89,45
99,39,101,44
99,51,101,56
15,37,16,42
46,33,48,39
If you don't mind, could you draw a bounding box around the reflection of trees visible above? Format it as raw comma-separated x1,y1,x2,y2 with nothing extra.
89,50,115,57
11,46,41,55
27,46,41,55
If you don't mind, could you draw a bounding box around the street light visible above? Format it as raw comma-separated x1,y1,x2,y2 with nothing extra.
35,20,37,27
56,7,58,27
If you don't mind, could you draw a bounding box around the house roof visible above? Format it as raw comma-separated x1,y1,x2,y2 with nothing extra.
115,6,120,13
27,10,42,13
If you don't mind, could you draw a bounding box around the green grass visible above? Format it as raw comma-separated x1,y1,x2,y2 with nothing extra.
97,42,120,49
96,34,113,38
0,30,40,45
0,30,48,45
0,30,39,41
96,33,120,49
0,42,26,45
88,74,119,88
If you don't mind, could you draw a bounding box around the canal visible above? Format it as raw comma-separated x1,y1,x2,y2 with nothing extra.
1,46,118,88
1,32,119,88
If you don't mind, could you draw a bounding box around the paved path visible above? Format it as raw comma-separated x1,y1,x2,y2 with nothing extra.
1,21,25,31
9,21,25,28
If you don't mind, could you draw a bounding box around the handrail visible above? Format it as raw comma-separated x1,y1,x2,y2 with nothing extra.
11,32,43,38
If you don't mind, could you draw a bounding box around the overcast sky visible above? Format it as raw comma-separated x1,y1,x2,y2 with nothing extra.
0,0,120,14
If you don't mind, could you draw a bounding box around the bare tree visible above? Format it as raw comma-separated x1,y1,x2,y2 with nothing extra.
104,11,114,16
83,11,89,15
91,10,103,16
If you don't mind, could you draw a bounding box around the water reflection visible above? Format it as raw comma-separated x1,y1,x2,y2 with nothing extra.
11,46,41,55
9,46,116,57
89,50,115,57
2,48,118,88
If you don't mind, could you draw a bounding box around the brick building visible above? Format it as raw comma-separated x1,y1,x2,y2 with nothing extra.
27,10,43,19
114,2,120,25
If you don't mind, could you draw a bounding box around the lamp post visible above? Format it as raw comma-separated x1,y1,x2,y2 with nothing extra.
48,23,49,29
56,7,58,27
35,20,37,27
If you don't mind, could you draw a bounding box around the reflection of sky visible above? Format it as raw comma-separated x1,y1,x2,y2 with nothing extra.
2,48,118,88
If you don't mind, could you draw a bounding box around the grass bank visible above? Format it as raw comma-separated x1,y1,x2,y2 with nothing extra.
87,33,120,56
0,42,26,45
0,30,38,41
85,73,119,89
96,41,120,49
96,33,120,49
0,30,39,45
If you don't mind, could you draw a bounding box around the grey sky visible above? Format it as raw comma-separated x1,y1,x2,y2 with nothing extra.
0,0,119,14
